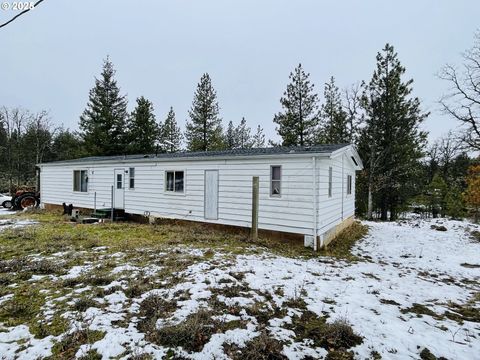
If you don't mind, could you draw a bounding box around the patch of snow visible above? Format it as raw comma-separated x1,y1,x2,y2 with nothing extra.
60,264,93,279
0,294,14,305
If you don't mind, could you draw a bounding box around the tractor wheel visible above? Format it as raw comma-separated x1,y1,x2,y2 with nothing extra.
1,200,13,209
16,194,39,209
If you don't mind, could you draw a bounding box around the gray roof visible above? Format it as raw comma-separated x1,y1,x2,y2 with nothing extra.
41,144,351,165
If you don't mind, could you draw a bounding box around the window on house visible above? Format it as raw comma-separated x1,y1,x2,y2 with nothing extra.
129,168,135,189
270,165,281,196
347,175,352,195
116,173,123,189
328,167,333,197
73,170,88,192
166,171,184,193
347,174,352,195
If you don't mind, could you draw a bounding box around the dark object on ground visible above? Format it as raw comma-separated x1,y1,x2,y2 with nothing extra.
81,218,100,224
430,225,447,231
62,203,73,216
419,347,448,360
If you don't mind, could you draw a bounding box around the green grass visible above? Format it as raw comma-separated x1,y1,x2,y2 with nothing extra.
4,210,368,260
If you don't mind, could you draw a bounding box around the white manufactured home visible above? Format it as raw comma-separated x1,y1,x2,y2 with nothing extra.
39,144,363,249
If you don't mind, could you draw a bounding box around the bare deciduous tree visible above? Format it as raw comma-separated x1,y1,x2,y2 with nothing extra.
439,32,480,151
344,82,363,143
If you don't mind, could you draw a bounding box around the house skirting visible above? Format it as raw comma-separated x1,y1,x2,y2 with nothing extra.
319,215,355,248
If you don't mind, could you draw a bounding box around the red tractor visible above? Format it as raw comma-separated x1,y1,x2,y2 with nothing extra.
1,187,40,210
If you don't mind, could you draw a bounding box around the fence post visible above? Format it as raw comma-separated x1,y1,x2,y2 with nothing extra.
110,186,114,222
251,176,259,240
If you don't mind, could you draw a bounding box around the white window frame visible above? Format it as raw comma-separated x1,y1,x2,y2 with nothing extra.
270,165,282,198
165,170,185,194
129,167,135,189
328,166,333,198
73,169,88,193
347,174,352,195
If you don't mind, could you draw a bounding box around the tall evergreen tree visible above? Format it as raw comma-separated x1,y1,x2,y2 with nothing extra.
127,96,159,154
318,77,350,144
252,125,266,148
160,107,183,153
79,57,128,156
273,64,319,147
185,73,224,151
236,117,253,149
225,120,237,149
358,44,428,221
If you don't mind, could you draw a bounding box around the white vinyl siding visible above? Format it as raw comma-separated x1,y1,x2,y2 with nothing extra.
40,157,319,235
317,153,356,235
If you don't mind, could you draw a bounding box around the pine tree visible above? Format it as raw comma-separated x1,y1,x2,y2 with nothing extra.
318,77,350,144
185,73,224,151
273,64,319,147
225,120,237,149
51,128,85,161
464,164,480,222
445,186,465,220
127,96,159,154
236,117,253,149
358,44,428,221
79,58,128,156
160,107,183,153
252,125,266,148
427,173,448,218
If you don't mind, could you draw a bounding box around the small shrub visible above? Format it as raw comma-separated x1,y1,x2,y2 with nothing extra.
290,312,362,351
51,329,105,359
84,274,114,286
400,304,441,319
137,294,178,334
29,259,63,274
149,309,215,352
78,349,102,360
224,329,288,359
147,308,246,353
470,230,480,242
74,298,98,312
419,348,437,360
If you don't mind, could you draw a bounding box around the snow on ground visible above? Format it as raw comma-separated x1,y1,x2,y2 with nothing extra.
0,216,479,359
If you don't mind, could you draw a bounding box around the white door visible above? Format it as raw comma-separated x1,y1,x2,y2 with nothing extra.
114,169,125,209
204,170,219,220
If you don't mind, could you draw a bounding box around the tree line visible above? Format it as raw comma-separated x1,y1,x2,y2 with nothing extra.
1,35,479,221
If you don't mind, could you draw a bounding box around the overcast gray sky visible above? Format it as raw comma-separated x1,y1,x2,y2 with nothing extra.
0,0,477,144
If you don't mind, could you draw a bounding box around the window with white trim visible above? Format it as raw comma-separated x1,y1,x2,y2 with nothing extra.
165,171,184,193
116,173,123,189
347,174,352,195
270,165,281,197
328,167,333,197
129,168,135,189
73,170,88,192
